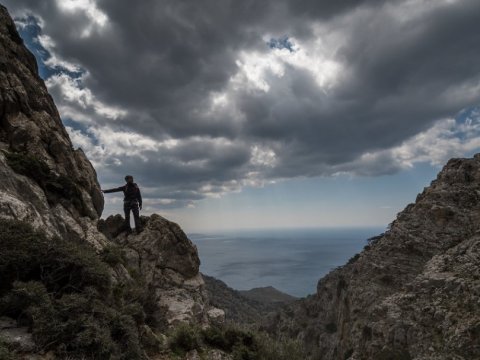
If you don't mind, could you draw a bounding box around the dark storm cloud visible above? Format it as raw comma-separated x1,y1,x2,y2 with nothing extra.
285,0,388,19
3,0,480,209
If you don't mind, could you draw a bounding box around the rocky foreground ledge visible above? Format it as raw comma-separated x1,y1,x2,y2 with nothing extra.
0,1,221,331
98,213,225,327
0,4,226,358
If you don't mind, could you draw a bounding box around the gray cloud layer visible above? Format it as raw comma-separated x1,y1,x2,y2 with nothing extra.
3,0,480,210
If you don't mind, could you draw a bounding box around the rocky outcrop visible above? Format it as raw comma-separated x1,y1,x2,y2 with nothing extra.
100,214,223,328
0,2,214,337
0,4,104,247
268,155,480,359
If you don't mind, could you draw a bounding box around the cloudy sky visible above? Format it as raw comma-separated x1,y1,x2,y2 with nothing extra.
4,0,480,232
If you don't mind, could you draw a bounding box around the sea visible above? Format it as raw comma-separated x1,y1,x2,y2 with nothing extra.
189,227,385,298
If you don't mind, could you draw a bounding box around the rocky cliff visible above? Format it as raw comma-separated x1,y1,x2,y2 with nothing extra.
0,4,104,247
99,214,224,328
267,156,480,359
0,5,220,357
2,3,480,359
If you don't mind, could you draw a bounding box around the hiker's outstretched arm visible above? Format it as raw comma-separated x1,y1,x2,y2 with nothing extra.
102,186,124,193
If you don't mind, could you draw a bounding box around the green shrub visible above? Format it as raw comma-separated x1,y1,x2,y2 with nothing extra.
201,325,305,360
0,219,150,359
254,332,304,360
0,218,111,296
0,281,52,325
169,323,201,355
202,325,229,350
101,244,127,266
225,327,255,350
232,343,257,360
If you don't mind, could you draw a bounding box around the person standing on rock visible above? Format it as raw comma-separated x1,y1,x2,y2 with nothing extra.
102,175,143,234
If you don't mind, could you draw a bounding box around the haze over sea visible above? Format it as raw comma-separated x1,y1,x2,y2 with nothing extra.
190,227,385,297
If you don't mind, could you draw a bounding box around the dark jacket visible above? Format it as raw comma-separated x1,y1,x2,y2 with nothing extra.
103,183,142,207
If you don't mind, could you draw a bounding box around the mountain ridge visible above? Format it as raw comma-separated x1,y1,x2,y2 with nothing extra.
266,155,480,359
239,286,297,304
0,3,479,359
202,274,296,325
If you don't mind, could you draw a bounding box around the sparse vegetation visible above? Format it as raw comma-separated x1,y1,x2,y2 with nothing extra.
253,332,305,360
367,234,384,246
100,244,127,266
0,337,16,360
0,218,307,359
4,151,91,218
347,253,360,265
0,218,153,359
168,323,306,359
169,323,202,355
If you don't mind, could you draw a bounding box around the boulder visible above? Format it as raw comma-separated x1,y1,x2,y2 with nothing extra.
102,213,219,327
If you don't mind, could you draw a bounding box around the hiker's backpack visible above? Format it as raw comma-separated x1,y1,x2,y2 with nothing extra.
124,183,139,201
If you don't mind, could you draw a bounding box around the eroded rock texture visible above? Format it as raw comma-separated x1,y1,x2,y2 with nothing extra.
0,4,104,246
100,214,223,328
0,4,215,329
268,155,480,360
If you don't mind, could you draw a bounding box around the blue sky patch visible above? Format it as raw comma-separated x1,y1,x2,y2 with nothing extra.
267,36,295,52
15,16,84,80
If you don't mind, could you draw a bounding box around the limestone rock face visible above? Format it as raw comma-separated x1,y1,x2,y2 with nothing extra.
100,214,221,327
0,5,104,246
0,4,215,330
268,155,480,360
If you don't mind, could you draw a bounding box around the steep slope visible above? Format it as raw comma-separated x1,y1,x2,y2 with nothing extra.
268,156,480,359
0,5,219,357
99,214,224,328
0,4,104,246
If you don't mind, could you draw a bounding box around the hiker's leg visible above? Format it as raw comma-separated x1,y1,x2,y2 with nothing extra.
132,203,142,231
124,204,132,230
